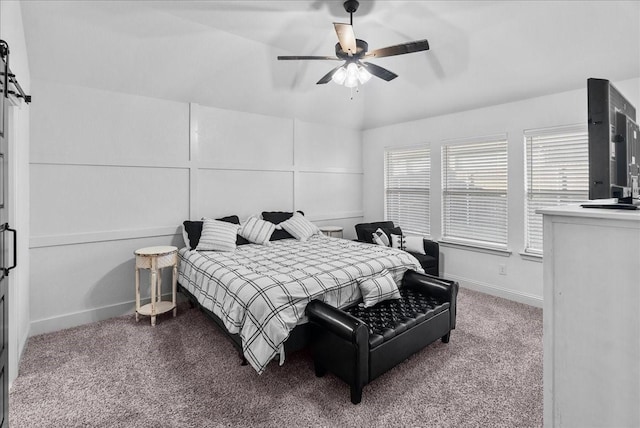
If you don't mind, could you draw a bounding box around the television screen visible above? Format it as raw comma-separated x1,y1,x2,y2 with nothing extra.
587,78,639,204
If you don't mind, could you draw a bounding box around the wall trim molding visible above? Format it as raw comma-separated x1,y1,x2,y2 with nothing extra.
29,293,181,336
30,226,181,248
30,211,364,248
308,211,364,222
31,160,363,176
444,272,543,308
30,160,191,170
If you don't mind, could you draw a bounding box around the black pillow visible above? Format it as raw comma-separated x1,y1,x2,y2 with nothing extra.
218,215,240,224
261,210,305,224
262,211,305,241
183,215,249,249
183,220,203,250
270,229,294,241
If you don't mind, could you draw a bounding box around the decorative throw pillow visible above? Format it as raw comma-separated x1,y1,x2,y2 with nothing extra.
278,212,320,241
357,270,402,308
372,228,390,246
261,210,305,224
183,220,204,250
239,216,276,245
195,218,240,252
390,234,406,251
184,216,249,249
381,226,403,243
404,235,426,255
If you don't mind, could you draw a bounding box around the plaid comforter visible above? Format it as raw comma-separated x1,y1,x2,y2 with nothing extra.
178,234,423,374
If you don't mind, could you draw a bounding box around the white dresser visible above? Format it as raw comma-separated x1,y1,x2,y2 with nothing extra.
539,205,640,427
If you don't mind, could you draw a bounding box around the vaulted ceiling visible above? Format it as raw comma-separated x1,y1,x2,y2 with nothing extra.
21,1,640,129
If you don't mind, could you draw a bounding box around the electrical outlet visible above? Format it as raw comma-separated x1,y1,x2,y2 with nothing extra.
498,264,507,275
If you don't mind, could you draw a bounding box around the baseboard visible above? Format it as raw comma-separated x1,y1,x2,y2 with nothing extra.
443,273,543,308
29,293,186,336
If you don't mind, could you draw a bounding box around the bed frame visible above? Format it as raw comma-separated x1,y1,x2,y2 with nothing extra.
178,283,312,365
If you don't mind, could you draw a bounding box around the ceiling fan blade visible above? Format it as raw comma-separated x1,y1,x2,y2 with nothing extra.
316,65,345,84
333,23,357,55
366,39,430,58
360,62,398,81
277,56,340,61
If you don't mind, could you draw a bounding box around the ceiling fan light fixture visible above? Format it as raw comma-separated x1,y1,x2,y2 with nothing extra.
331,66,347,85
357,65,372,84
343,62,360,88
332,63,372,87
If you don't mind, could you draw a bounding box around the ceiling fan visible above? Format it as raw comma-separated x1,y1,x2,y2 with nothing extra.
277,0,430,88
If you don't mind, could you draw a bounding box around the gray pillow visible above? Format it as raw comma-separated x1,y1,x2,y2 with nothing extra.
357,270,401,308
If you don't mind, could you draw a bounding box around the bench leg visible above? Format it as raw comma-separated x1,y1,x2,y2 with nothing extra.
314,360,327,377
441,332,451,343
350,384,363,405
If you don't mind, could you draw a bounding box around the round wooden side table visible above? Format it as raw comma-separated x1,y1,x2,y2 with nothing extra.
134,245,178,326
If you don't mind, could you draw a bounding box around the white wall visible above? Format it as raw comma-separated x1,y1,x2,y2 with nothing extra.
363,77,640,306
29,79,362,335
1,0,31,386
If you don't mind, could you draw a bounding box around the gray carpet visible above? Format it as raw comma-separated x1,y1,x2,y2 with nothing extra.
10,288,542,427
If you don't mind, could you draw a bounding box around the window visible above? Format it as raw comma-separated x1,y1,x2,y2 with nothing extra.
384,146,430,236
442,136,508,250
524,124,588,255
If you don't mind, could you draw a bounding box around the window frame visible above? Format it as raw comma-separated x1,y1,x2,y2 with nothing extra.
383,145,431,237
523,123,589,256
441,134,509,252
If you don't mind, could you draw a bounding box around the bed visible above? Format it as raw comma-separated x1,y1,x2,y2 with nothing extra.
178,224,423,374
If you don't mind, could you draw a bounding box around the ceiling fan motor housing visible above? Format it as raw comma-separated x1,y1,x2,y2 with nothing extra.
335,39,368,60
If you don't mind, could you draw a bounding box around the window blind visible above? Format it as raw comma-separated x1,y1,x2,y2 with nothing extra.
384,146,430,236
442,137,508,249
524,125,589,255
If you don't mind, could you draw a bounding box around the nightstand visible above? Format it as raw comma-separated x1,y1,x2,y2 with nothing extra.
319,226,343,238
134,245,178,326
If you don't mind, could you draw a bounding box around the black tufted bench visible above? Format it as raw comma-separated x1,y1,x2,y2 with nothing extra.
306,270,458,404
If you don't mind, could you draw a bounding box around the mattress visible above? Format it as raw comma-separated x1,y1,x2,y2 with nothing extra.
178,234,423,374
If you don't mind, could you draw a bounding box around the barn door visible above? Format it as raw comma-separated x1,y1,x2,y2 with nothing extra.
0,34,13,428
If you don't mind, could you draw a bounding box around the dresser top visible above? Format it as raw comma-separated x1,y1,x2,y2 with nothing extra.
538,204,640,222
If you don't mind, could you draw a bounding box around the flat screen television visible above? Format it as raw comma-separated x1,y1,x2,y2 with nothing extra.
586,78,640,208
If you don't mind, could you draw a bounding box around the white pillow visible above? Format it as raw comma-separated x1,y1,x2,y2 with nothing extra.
404,236,426,255
357,270,401,308
372,228,390,246
279,212,320,241
239,217,275,245
390,234,406,250
195,218,239,252
181,224,190,249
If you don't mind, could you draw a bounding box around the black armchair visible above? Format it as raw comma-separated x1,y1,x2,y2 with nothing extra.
354,221,439,276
